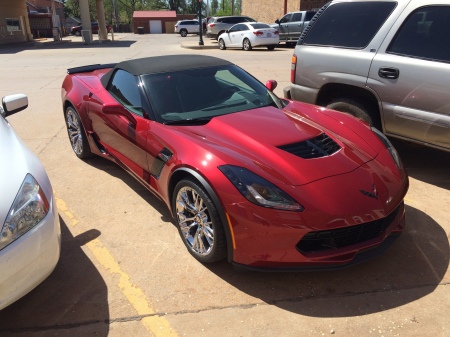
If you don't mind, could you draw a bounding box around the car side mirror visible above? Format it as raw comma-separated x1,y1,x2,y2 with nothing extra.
102,102,137,126
275,19,280,24
1,94,28,118
265,80,278,92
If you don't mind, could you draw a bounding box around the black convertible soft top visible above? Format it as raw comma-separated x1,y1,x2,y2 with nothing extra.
99,54,232,88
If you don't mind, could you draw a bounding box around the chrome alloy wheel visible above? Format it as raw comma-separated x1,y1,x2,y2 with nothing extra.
66,109,84,155
175,186,215,256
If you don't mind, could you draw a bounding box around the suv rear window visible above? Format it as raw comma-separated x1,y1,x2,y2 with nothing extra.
302,2,397,48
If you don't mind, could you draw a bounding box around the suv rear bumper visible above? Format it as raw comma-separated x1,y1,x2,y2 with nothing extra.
288,82,319,104
206,32,217,39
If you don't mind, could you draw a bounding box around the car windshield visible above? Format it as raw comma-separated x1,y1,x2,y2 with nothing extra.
142,65,284,124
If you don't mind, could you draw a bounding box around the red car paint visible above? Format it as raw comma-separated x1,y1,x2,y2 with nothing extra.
61,58,408,270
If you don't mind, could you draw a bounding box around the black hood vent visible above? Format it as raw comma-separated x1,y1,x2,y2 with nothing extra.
278,133,340,159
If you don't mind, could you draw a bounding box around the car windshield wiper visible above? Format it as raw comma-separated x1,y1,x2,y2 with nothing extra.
163,117,212,125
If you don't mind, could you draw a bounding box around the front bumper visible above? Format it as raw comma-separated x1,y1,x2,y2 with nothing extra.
221,158,408,270
0,196,61,310
233,232,402,272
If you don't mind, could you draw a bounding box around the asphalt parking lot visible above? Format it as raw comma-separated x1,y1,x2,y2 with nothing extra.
0,33,449,337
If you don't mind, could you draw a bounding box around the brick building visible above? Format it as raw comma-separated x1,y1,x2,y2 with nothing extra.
242,0,327,25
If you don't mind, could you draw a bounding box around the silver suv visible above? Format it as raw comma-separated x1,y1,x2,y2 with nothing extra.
207,16,256,39
287,0,450,152
174,20,200,37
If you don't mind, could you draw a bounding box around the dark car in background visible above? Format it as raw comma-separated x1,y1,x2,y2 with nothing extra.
70,22,112,36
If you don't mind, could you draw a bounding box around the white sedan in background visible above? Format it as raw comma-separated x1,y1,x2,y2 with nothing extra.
218,22,279,51
0,94,61,310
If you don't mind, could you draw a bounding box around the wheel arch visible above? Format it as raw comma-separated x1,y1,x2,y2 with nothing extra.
168,167,234,262
316,83,382,128
63,98,74,114
63,98,92,133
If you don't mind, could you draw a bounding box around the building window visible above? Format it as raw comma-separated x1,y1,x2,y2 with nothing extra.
6,18,21,32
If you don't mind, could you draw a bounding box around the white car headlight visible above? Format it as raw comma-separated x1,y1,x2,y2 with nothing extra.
1,174,49,250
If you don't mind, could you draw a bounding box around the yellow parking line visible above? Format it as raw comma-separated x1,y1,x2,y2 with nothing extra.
56,197,178,336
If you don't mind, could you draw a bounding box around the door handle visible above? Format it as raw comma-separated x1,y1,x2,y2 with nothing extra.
378,67,399,79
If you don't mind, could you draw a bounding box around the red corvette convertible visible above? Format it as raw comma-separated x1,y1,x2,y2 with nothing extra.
61,55,408,270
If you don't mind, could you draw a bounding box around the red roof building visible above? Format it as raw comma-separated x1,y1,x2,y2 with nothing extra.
132,11,196,34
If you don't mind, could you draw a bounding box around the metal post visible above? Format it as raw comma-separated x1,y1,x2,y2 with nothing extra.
198,0,204,46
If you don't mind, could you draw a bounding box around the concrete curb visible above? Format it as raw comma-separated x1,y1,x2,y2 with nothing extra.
180,42,218,50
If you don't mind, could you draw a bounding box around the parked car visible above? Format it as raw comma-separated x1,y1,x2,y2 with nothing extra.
61,55,408,270
287,0,450,152
270,10,316,45
218,22,279,51
174,20,200,37
207,15,257,39
0,94,61,310
70,22,112,36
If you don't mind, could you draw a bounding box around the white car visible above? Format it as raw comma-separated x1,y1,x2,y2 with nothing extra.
218,22,279,51
0,94,61,310
174,20,200,37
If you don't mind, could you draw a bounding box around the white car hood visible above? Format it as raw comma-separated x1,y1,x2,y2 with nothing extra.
0,117,51,226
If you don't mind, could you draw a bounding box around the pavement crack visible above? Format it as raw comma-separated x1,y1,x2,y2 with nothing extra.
2,281,448,333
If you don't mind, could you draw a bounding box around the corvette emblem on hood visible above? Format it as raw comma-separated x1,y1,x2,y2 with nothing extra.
359,184,378,199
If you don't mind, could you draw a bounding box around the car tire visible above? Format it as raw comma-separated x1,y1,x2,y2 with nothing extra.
243,38,252,51
75,31,81,37
218,38,226,50
326,98,375,126
64,106,92,159
180,29,188,37
267,45,276,50
172,178,227,263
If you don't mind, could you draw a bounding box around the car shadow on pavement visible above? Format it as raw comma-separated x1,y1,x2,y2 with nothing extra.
206,204,449,317
0,217,110,336
392,139,450,190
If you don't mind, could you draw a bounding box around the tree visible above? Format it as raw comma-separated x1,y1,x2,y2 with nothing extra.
167,0,185,11
210,0,218,15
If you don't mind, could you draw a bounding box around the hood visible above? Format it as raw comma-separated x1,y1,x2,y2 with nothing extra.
173,106,378,186
0,118,49,225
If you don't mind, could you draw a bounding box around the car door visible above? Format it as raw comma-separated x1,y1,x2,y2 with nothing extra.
228,24,244,47
88,69,151,183
368,4,450,150
286,12,304,38
277,13,292,40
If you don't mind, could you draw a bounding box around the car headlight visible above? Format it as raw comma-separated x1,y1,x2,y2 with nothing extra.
371,127,403,169
0,174,49,250
218,165,304,211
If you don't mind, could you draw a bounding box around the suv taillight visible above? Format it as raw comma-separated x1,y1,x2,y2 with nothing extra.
209,23,216,27
290,55,297,83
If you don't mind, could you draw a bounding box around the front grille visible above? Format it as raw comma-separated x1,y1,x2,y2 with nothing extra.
296,206,400,253
278,133,340,159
